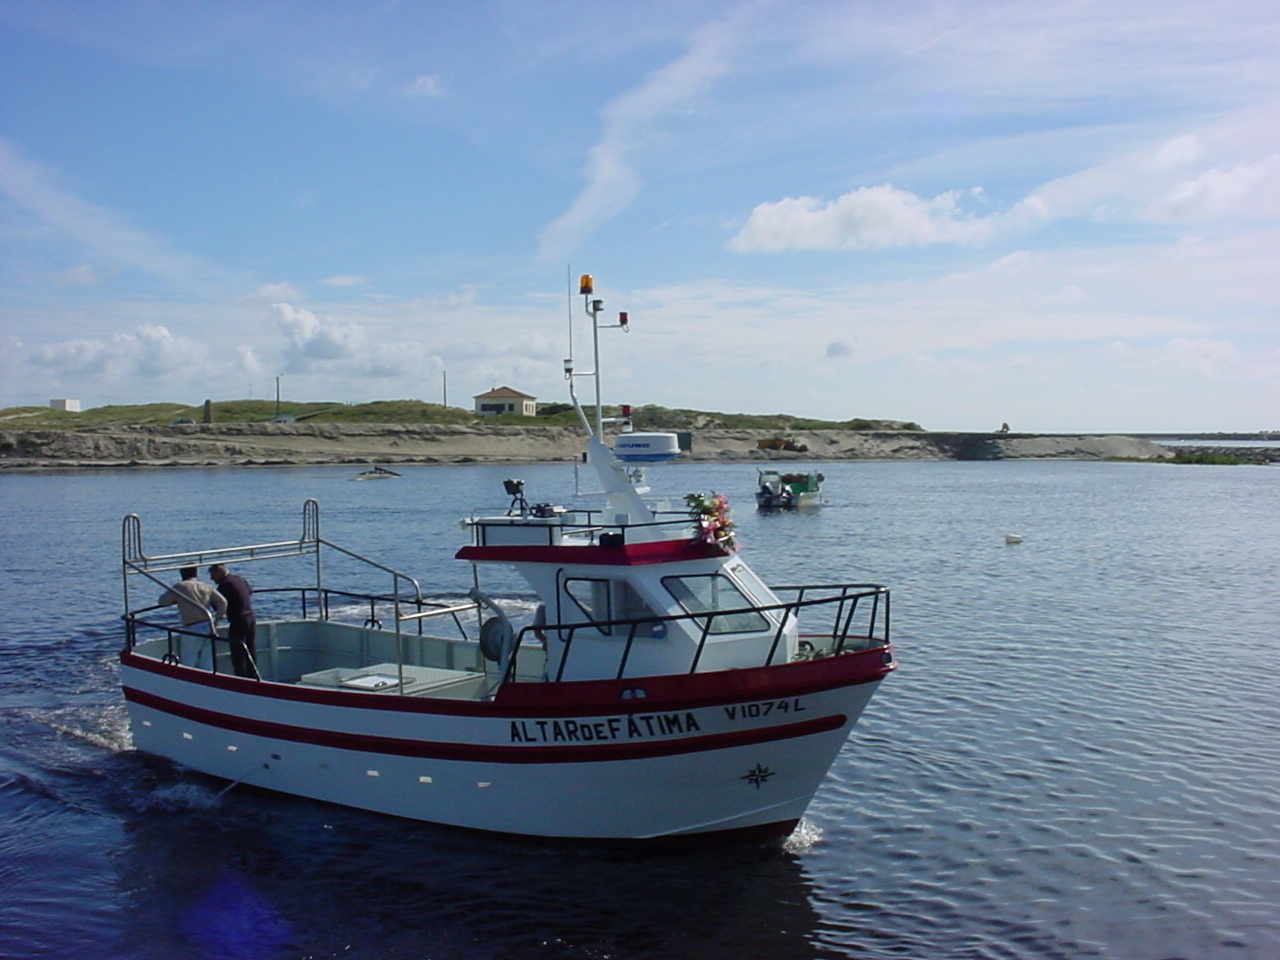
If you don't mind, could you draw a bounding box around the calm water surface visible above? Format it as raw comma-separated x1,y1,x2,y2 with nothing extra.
0,460,1277,960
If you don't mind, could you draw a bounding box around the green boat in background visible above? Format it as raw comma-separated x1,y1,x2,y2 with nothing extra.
756,469,824,510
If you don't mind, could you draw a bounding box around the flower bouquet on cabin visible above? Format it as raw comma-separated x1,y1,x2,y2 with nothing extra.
685,491,737,553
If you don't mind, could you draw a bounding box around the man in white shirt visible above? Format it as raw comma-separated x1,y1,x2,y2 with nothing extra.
159,566,227,669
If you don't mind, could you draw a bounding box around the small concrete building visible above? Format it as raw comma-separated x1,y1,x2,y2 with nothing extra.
50,399,82,412
474,386,536,417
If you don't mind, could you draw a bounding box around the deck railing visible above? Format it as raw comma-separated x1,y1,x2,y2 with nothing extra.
465,506,699,547
122,588,482,678
121,501,889,689
122,580,889,687
507,582,890,683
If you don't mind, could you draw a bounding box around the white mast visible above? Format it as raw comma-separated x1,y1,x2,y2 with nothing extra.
564,275,666,539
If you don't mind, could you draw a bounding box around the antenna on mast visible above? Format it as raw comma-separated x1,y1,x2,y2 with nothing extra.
565,264,573,365
564,274,637,441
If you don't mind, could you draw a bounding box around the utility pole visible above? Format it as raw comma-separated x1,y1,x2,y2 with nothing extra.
275,376,281,417
443,370,448,408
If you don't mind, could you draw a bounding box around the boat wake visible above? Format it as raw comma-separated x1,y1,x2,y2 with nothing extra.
130,779,225,813
40,716,132,754
782,818,824,853
8,704,133,755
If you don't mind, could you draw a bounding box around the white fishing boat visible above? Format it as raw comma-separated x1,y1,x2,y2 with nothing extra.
756,469,823,510
118,276,894,843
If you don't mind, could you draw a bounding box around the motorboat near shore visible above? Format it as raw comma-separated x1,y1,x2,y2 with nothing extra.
117,277,893,843
756,469,824,510
351,466,401,480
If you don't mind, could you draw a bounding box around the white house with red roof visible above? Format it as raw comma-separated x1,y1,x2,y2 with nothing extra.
473,386,537,417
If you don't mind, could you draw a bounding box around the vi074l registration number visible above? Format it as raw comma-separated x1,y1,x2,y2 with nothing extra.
723,698,805,721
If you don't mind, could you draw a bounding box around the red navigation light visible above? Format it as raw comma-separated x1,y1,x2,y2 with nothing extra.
621,405,632,417
619,311,629,328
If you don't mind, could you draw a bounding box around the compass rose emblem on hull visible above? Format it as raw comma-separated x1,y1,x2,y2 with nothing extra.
740,763,776,788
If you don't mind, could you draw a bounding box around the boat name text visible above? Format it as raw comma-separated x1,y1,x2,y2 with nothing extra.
509,712,701,743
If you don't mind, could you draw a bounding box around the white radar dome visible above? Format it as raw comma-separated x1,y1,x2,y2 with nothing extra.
613,432,680,463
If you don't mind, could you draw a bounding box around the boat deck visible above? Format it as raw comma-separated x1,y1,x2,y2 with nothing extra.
128,617,545,701
297,663,488,699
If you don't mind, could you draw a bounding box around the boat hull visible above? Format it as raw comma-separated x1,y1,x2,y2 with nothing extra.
120,647,890,840
755,491,820,510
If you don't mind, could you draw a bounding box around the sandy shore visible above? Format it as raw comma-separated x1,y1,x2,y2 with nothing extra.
0,422,1177,469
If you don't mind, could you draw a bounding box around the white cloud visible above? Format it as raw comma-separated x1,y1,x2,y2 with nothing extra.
236,344,265,377
271,301,452,382
731,105,1280,253
1138,337,1279,380
131,323,209,377
1149,157,1278,220
248,281,306,303
620,220,1280,407
274,302,367,369
729,184,1011,251
537,12,742,259
4,230,1273,428
321,274,367,288
0,294,487,406
793,2,1280,119
23,323,211,384
1151,135,1202,172
0,137,220,286
401,74,444,98
1024,108,1280,225
56,264,104,285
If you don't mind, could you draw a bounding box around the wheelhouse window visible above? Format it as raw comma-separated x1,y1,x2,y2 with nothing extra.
726,561,775,608
565,578,611,631
563,578,665,639
662,574,770,635
615,581,665,639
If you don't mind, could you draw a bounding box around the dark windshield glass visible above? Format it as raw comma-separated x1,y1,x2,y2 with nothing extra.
565,579,667,639
565,578,612,633
662,575,769,635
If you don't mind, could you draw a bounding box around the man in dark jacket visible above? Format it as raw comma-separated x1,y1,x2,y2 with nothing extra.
209,563,258,678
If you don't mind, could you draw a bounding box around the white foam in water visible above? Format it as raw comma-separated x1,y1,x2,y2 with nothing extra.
783,818,823,854
43,717,133,754
18,704,134,755
136,781,223,813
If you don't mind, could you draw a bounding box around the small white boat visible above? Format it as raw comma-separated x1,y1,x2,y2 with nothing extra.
117,277,893,843
352,466,402,480
756,470,823,510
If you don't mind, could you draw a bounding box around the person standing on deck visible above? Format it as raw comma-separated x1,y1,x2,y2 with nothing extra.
210,563,258,679
158,566,226,669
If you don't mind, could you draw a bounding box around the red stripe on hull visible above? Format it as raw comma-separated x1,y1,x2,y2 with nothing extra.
118,646,891,717
122,686,847,763
492,647,893,712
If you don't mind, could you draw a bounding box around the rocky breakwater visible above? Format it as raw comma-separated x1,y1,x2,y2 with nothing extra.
1166,444,1280,464
0,423,1176,469
940,433,1176,461
0,422,588,468
686,430,1174,462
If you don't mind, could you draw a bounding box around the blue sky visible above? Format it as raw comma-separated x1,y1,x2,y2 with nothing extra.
0,0,1276,432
